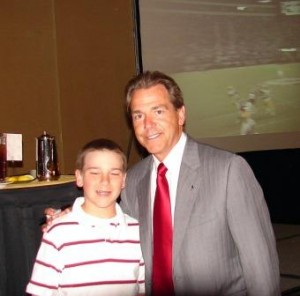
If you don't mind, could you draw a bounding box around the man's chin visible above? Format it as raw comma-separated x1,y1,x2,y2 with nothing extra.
145,147,165,160
143,142,160,153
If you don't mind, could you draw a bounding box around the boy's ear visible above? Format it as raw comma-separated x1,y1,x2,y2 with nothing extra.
121,173,127,189
75,169,83,188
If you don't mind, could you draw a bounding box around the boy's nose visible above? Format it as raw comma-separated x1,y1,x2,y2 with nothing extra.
99,174,109,184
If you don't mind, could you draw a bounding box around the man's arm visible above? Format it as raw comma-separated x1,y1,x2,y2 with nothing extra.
42,206,71,232
227,155,280,295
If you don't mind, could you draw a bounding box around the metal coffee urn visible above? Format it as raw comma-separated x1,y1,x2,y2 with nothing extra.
36,131,60,181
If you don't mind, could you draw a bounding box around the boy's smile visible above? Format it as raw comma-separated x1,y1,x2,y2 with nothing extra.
75,150,126,218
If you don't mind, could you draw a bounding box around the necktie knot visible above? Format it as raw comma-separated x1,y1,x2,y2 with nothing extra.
157,163,167,177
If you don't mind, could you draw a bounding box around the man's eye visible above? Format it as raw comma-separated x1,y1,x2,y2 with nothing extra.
132,113,143,121
155,109,164,115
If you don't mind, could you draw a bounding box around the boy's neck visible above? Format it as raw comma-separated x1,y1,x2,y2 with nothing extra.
81,203,117,219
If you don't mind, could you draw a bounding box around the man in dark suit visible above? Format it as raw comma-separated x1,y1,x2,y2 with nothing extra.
121,70,280,295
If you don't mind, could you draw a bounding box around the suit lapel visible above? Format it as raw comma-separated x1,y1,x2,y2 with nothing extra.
135,140,205,276
173,138,202,262
136,158,153,277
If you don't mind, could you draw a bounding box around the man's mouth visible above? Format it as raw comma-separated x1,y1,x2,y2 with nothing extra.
146,133,160,140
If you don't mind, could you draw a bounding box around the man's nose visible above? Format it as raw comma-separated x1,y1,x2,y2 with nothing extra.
144,115,154,128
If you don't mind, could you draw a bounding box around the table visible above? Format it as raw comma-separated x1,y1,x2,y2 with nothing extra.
0,175,82,296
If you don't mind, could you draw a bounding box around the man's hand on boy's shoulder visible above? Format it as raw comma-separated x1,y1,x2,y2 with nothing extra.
42,206,71,232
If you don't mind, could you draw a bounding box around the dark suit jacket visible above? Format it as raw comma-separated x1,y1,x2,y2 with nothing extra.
121,136,280,295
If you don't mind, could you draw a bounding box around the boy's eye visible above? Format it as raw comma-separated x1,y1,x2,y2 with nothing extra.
111,170,122,176
89,171,100,175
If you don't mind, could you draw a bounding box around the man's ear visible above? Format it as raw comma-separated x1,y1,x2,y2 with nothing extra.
75,169,83,188
178,105,186,126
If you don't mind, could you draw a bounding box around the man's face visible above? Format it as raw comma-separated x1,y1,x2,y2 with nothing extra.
75,150,126,218
130,84,185,161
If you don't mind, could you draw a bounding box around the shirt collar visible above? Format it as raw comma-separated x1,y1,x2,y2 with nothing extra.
152,132,187,171
72,197,127,228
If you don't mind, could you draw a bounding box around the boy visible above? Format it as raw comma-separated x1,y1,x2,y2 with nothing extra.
26,139,145,296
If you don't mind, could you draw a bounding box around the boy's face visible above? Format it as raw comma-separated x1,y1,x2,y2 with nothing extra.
75,150,126,218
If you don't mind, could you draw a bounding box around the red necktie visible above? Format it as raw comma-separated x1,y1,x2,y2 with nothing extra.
152,163,174,296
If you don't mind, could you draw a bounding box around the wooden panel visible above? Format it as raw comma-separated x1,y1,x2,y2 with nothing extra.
54,0,137,173
0,0,138,174
0,0,60,174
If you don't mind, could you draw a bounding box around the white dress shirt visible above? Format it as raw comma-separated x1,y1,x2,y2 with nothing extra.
151,132,187,226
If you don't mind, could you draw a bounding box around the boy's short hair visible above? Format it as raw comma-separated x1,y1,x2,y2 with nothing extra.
76,138,127,171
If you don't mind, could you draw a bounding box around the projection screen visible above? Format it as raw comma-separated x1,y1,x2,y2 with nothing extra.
135,0,300,152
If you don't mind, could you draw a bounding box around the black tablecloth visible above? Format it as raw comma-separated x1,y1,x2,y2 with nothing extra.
0,180,82,296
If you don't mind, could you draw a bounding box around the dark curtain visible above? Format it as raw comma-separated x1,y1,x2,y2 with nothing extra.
0,182,82,296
